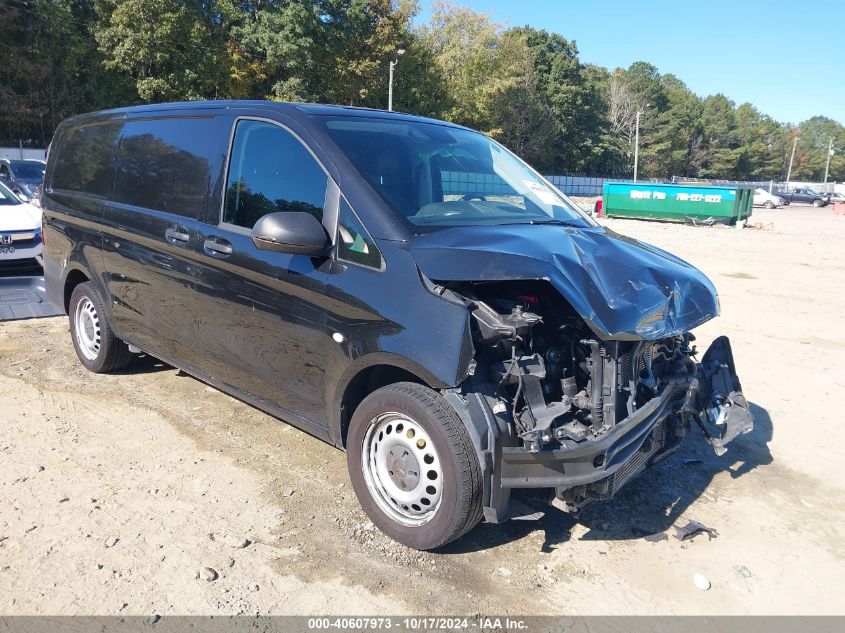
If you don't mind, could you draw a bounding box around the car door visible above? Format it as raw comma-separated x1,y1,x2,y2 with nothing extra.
101,114,226,364
189,116,333,431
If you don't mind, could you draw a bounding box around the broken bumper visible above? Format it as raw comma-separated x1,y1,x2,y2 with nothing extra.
451,336,753,523
498,379,683,489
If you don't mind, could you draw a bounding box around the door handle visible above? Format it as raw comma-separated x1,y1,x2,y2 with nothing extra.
204,237,233,257
165,227,190,244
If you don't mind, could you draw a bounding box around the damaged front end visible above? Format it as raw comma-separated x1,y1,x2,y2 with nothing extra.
435,280,753,522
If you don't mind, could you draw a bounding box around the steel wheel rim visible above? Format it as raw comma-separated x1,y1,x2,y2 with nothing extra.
74,296,101,361
361,412,443,527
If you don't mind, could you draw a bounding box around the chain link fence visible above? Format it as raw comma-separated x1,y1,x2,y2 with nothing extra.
545,174,839,197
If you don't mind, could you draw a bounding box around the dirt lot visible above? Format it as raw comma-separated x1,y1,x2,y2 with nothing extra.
1,207,844,616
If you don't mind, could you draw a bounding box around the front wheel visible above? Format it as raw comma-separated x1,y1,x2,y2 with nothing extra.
813,199,822,207
346,382,483,550
69,282,132,373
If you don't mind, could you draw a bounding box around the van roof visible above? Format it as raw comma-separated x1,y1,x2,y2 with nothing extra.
71,100,465,130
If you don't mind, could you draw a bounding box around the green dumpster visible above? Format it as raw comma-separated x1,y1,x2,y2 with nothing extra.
602,182,753,225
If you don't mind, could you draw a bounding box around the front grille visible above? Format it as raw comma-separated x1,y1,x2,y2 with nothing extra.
588,422,666,500
4,237,39,249
618,350,633,387
1,231,39,249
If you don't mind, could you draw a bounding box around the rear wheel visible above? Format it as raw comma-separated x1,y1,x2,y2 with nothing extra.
346,382,482,550
764,201,775,209
69,282,132,373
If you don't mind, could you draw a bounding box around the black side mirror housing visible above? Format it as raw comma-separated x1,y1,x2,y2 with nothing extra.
251,211,329,255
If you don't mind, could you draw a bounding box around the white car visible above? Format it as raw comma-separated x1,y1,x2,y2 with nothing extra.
753,188,786,209
0,180,43,270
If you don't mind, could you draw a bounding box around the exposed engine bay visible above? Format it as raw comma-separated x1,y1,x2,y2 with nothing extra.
440,279,753,516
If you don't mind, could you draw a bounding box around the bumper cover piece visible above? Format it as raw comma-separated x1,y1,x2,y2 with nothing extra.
453,336,752,522
684,335,753,456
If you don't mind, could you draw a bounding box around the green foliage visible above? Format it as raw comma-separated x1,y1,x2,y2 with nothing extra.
419,1,504,130
3,0,844,182
0,0,133,145
698,94,742,178
94,0,232,102
732,104,786,180
791,116,845,181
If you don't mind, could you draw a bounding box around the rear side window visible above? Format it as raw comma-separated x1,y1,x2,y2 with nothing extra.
114,117,217,217
51,122,122,196
223,119,327,229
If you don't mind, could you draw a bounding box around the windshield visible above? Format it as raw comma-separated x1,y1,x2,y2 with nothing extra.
0,181,22,206
10,161,45,180
321,118,591,232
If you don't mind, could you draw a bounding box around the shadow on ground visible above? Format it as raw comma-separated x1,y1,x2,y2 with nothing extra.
441,402,773,555
101,346,775,556
112,353,174,375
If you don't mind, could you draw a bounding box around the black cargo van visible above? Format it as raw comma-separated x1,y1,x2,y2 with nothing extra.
42,101,752,550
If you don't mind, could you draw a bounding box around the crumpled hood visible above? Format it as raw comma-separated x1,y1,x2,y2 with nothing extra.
0,202,41,231
410,224,719,341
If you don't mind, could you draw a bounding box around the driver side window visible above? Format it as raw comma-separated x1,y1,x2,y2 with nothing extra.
224,120,328,229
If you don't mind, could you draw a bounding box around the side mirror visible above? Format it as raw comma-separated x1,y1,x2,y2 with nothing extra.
251,211,328,255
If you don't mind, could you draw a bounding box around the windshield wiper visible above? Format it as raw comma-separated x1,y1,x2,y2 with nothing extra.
523,218,584,227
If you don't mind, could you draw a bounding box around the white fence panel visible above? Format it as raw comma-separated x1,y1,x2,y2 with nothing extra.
0,147,47,161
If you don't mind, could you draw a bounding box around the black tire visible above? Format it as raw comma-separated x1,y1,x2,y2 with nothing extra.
69,282,132,373
346,382,483,550
813,199,822,207
764,201,774,209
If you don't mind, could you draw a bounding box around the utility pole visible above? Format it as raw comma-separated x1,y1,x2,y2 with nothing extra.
823,136,834,183
387,48,405,112
786,135,799,189
633,105,648,182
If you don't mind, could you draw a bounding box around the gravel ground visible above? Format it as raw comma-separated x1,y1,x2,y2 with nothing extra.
1,206,843,615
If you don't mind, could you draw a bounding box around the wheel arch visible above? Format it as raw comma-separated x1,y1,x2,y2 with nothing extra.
332,354,453,449
62,267,91,314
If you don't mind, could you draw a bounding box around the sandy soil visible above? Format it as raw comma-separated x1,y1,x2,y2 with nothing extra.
1,207,844,616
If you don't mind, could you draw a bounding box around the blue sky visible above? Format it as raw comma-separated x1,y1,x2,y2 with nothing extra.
417,0,844,126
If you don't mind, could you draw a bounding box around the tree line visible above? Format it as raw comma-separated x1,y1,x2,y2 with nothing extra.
2,0,843,182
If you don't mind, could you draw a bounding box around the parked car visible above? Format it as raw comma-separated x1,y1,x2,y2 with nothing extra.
752,188,786,209
0,158,47,202
777,187,829,206
826,191,845,204
0,180,43,270
42,102,752,550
